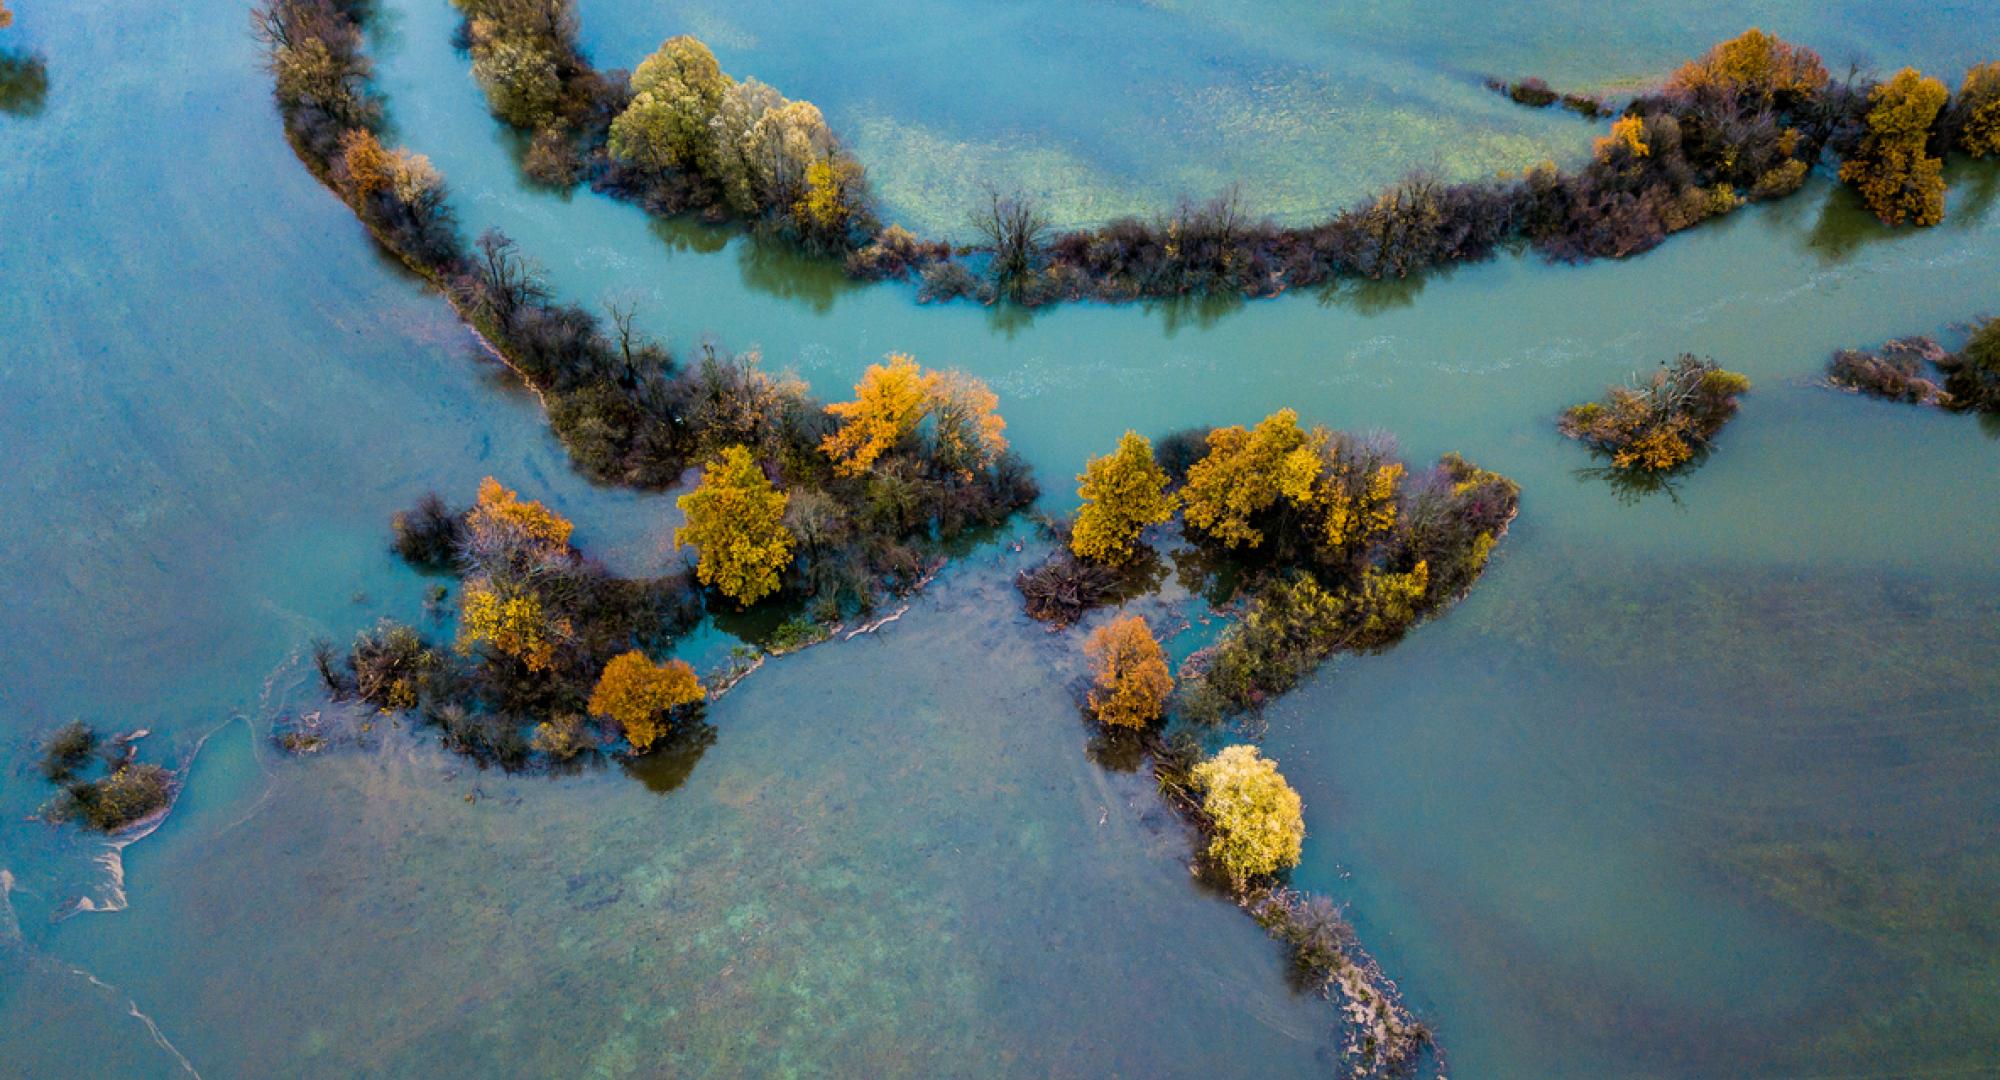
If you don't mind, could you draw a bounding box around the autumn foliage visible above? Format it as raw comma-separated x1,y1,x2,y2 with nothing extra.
1959,64,2000,158
676,445,795,606
1084,616,1173,729
1840,68,1949,227
588,650,703,752
1071,431,1176,564
1559,355,1751,472
820,354,1008,478
1667,28,1829,103
1193,745,1305,886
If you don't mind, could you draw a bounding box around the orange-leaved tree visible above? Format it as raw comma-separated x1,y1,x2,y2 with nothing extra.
1084,615,1173,729
1071,430,1175,564
675,445,795,606
588,650,703,752
467,475,574,551
821,353,936,476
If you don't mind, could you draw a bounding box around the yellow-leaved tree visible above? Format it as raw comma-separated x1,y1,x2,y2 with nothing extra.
676,445,795,606
457,584,567,671
1071,431,1175,563
588,650,703,752
1957,63,2000,158
1180,409,1321,548
1084,615,1172,729
928,369,1008,477
1840,68,1949,227
1192,744,1305,888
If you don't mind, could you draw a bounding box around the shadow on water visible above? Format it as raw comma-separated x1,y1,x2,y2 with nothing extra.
618,719,719,794
1315,271,1430,317
1572,458,1693,506
0,50,48,117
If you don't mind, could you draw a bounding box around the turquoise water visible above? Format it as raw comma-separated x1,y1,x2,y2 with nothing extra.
3,0,1999,1075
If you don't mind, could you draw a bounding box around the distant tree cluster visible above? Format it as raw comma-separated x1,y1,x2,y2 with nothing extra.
1828,318,2000,413
1559,355,1751,472
601,36,875,248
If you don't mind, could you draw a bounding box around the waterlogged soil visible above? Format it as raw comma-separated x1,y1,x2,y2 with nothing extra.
3,0,2000,1076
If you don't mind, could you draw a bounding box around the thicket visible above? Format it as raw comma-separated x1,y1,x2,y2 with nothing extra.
1827,319,2000,413
37,722,178,833
1559,355,1750,472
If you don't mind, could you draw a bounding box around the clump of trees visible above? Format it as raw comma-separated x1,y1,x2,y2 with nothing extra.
1084,615,1173,729
1827,319,2000,413
37,722,178,833
601,35,875,249
1024,415,1518,722
1559,355,1750,472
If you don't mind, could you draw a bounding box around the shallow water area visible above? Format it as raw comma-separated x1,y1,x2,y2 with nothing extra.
3,0,2000,1075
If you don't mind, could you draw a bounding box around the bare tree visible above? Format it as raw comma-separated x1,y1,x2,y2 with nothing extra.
970,188,1050,301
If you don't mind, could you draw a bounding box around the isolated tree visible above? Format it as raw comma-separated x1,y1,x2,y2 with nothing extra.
821,354,936,476
588,650,703,752
1084,615,1172,729
676,445,795,606
608,35,731,176
1840,68,1949,226
1192,744,1305,887
1071,431,1175,563
0,2,13,30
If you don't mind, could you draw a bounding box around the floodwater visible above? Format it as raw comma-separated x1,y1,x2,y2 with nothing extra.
2,0,1998,1075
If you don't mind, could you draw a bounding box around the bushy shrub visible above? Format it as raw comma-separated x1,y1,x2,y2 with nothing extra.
1559,354,1750,471
392,492,464,569
39,721,97,781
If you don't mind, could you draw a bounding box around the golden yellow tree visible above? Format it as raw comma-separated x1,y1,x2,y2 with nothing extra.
340,128,394,198
1084,615,1173,729
1667,28,1828,102
1593,115,1649,162
1840,68,1949,226
588,650,703,752
1071,431,1175,563
457,584,566,671
676,445,795,606
1192,744,1305,887
1958,63,2000,158
467,475,574,551
1319,461,1404,551
1181,409,1321,548
821,354,936,476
